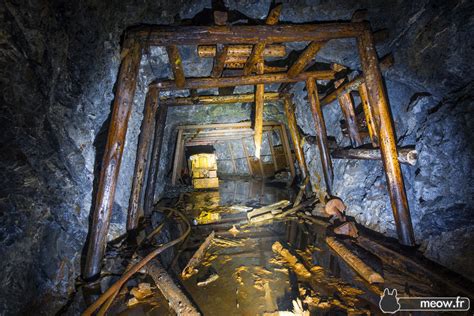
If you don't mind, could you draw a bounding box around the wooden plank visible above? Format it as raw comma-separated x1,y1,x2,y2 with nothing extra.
357,28,415,246
198,44,286,58
253,62,265,159
287,41,326,78
338,93,363,147
358,82,379,147
278,125,296,180
306,78,333,195
211,45,229,78
152,70,336,91
284,96,308,179
84,40,142,280
160,92,280,106
331,147,418,166
166,45,185,88
127,87,158,231
131,23,365,46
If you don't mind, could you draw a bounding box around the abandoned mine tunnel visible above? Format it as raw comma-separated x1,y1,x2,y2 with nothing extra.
1,0,473,315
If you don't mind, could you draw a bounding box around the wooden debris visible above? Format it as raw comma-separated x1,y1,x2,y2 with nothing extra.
130,283,153,300
228,225,239,236
147,260,201,315
334,222,359,238
197,267,219,287
247,200,290,220
326,237,384,284
293,177,310,207
272,241,311,278
181,231,215,279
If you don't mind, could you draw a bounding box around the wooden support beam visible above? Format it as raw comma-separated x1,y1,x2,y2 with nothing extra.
160,92,281,106
171,129,184,185
127,87,158,231
143,102,168,213
278,125,296,180
198,44,286,58
166,45,185,88
331,147,418,166
287,41,326,78
306,78,333,195
338,93,363,147
241,139,253,176
243,4,282,75
267,132,278,172
358,82,379,146
84,40,142,280
253,62,265,159
225,62,287,73
320,53,394,106
357,27,415,246
284,96,308,179
211,45,229,78
130,23,365,46
152,70,336,91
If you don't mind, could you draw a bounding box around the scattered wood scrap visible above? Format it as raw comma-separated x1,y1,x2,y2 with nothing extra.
181,231,215,279
247,200,290,220
272,241,311,278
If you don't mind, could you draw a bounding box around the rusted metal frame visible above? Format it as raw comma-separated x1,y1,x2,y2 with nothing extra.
287,41,327,78
166,45,185,88
152,70,336,91
358,82,379,146
241,138,253,176
198,44,286,58
143,101,169,215
338,92,364,147
84,40,142,280
283,95,308,179
160,92,281,106
211,44,229,78
331,147,418,166
306,78,334,195
357,26,415,246
243,4,282,75
171,129,184,185
267,132,278,172
278,124,296,180
127,87,159,231
227,143,237,173
320,53,394,107
254,62,265,159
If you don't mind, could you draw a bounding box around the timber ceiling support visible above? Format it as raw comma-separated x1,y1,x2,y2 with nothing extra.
84,16,416,293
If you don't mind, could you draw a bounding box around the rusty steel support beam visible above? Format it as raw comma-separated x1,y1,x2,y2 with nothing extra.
287,41,326,78
166,45,185,88
358,82,379,146
357,27,415,246
243,4,282,75
306,78,333,195
84,40,142,280
152,70,335,91
127,87,159,231
284,96,308,179
143,102,168,215
338,93,363,147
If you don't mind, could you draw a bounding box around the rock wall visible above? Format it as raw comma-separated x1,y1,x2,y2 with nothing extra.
0,0,472,314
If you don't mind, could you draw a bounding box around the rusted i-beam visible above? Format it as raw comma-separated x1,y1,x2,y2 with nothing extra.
357,26,415,246
127,87,159,231
143,102,168,215
287,41,326,78
166,45,185,88
284,96,308,179
84,40,142,280
152,70,335,90
243,4,282,75
306,78,333,195
358,82,379,146
338,93,363,147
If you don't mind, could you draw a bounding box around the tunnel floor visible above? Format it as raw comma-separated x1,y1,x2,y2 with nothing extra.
107,179,471,315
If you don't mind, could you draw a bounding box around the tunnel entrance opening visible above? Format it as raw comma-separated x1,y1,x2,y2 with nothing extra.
80,4,473,316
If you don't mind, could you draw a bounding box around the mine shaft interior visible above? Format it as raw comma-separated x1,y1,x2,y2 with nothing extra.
2,1,473,315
